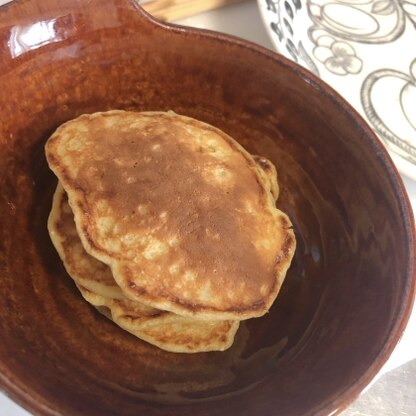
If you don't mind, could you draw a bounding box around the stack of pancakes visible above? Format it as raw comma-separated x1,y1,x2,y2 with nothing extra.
45,111,295,353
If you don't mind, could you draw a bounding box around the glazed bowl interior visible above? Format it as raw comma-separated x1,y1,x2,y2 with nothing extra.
0,0,414,415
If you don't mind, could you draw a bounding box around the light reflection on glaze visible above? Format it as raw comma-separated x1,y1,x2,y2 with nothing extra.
8,15,76,58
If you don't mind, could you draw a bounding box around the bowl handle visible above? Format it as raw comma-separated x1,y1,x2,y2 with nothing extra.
0,0,158,25
0,0,161,66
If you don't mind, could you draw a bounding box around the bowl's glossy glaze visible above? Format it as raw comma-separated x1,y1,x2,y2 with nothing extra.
0,1,414,415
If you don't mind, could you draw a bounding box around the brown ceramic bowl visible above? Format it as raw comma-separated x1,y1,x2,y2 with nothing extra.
0,0,414,415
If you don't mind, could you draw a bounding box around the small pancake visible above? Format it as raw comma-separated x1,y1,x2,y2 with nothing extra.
46,110,296,320
48,184,239,352
77,285,239,353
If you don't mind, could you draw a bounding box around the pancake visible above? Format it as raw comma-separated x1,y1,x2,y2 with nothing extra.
48,182,124,300
48,152,280,300
46,110,296,320
77,285,239,353
48,183,239,352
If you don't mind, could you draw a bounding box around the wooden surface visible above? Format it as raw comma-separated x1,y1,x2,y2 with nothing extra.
141,0,245,21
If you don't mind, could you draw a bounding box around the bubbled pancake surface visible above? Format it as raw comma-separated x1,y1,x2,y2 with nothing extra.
45,111,296,320
48,155,280,302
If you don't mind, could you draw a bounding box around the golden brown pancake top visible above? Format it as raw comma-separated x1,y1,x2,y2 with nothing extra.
46,111,295,320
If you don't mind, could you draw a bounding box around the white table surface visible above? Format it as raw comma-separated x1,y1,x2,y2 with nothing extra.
0,0,415,414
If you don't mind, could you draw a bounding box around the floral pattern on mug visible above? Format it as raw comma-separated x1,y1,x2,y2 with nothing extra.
313,35,363,75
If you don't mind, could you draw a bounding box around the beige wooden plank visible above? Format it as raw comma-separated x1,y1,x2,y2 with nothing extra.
142,0,245,21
